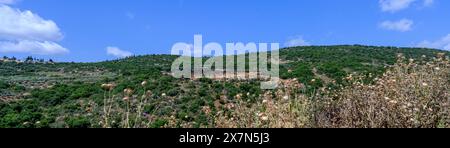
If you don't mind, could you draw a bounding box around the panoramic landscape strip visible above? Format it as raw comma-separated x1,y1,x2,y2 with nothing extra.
0,0,449,140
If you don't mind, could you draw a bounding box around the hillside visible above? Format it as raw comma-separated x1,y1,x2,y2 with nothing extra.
0,45,448,128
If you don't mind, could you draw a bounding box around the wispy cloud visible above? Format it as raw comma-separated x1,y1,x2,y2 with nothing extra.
0,0,19,5
0,40,68,55
417,34,450,50
106,46,133,58
379,0,434,12
423,0,434,7
284,36,310,47
379,19,414,32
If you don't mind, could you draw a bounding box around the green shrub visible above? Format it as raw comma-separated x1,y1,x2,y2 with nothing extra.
0,101,43,128
150,119,168,128
13,85,26,92
65,116,91,128
0,81,10,89
167,88,179,97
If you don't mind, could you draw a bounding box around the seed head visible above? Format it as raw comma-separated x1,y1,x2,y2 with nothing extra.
123,88,134,96
141,81,148,87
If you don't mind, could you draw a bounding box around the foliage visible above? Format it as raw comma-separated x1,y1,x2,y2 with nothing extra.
0,45,448,128
0,81,10,89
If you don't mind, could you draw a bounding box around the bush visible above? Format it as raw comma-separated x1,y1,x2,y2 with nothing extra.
13,85,26,92
0,81,10,89
66,117,91,128
0,101,44,128
167,88,179,97
150,119,168,128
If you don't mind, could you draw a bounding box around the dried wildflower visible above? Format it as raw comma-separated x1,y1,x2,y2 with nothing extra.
123,88,133,96
345,75,353,80
101,83,116,91
283,96,289,100
202,106,212,115
235,94,242,100
146,90,153,97
257,113,264,117
141,81,148,87
407,103,413,107
260,116,269,121
122,96,130,101
389,100,398,104
226,103,235,110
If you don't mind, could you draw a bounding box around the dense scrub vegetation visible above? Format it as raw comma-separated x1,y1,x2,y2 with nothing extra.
217,53,449,128
0,45,448,128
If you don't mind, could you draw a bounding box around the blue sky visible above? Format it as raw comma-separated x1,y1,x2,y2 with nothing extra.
0,0,449,62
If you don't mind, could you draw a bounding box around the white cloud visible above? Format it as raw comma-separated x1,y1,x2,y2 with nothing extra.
284,36,310,47
423,0,434,7
380,0,416,12
379,19,414,32
379,0,434,12
0,40,68,55
106,46,133,58
417,34,450,50
0,5,68,55
0,0,19,5
0,5,63,41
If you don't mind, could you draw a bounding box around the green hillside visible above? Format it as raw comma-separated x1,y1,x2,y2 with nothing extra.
0,45,448,128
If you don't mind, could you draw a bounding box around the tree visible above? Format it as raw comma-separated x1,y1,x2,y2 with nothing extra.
25,56,33,63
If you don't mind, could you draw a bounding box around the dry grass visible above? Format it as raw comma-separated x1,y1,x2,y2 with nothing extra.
315,54,449,128
214,92,313,128
216,53,449,128
214,79,314,128
99,82,152,128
